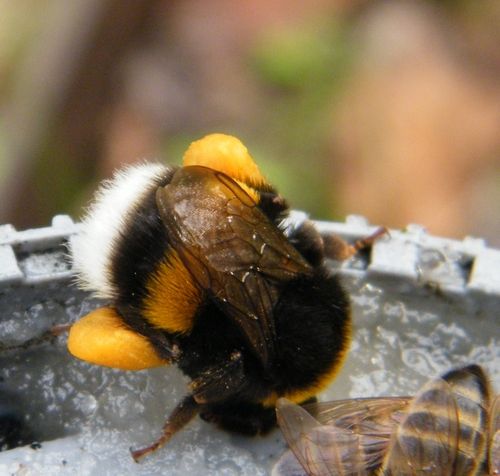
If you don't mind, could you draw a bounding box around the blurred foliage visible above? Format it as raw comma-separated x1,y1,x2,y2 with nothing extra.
252,21,351,90
0,0,499,245
249,19,355,218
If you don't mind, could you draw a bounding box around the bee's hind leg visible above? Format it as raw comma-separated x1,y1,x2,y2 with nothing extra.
0,323,72,353
130,351,246,462
188,351,245,404
130,394,199,462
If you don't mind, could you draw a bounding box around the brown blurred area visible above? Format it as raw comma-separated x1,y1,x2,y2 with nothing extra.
0,0,499,245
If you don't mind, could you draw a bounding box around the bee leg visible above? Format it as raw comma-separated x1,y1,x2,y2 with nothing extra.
130,394,199,462
286,219,326,266
188,350,260,432
190,352,273,435
189,351,245,404
130,351,245,462
50,323,72,335
0,323,71,352
323,226,388,261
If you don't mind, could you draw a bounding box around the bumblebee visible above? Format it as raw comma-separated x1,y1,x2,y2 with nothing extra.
68,134,359,460
274,364,499,476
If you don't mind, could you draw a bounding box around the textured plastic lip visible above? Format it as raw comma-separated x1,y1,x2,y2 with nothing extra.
1,213,499,299
293,211,500,304
0,213,499,473
0,215,80,286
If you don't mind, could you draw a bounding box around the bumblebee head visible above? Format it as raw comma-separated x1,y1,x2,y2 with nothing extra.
183,134,269,190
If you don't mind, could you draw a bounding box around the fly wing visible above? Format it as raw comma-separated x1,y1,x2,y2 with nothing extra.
156,166,312,365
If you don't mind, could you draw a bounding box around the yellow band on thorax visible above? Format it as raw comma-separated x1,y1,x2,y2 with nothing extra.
142,250,202,334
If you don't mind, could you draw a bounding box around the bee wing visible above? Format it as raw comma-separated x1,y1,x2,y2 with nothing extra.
277,398,363,476
276,398,407,476
156,166,312,365
304,397,411,428
272,448,309,476
382,378,459,476
490,395,500,475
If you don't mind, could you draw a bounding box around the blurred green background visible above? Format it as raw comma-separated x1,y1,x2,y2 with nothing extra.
0,0,499,244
